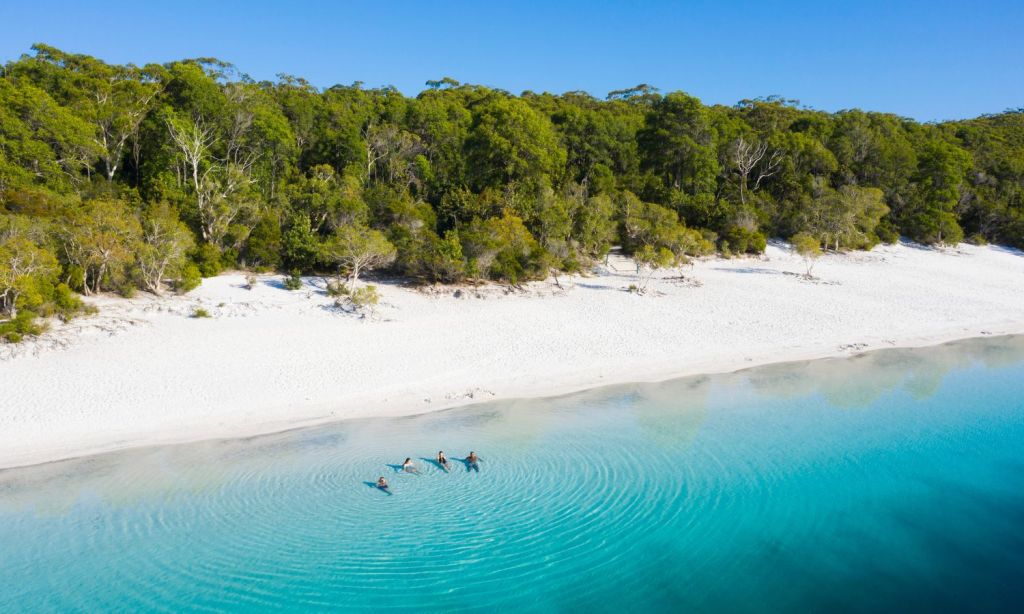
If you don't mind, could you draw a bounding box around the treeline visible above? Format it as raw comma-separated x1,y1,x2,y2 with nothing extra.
2,45,1024,338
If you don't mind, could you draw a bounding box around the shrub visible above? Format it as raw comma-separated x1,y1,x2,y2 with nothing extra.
326,279,346,297
116,281,137,298
246,213,283,267
338,284,381,315
283,269,303,291
244,273,258,290
875,219,900,244
176,263,202,294
349,285,380,309
460,213,546,283
396,229,466,283
791,231,822,277
191,243,223,277
721,225,766,255
53,283,82,312
220,247,239,269
0,310,47,343
966,233,988,246
282,214,321,270
191,307,211,318
66,265,87,293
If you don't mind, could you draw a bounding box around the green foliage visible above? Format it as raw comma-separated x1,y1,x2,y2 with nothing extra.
246,212,283,267
875,219,900,244
191,307,211,318
403,229,466,283
575,193,618,259
191,242,223,277
349,285,380,309
335,283,381,313
720,225,767,255
0,310,47,343
621,193,715,258
3,42,1024,309
639,92,718,208
321,223,397,287
898,139,971,245
800,185,889,250
328,279,382,315
791,231,822,277
176,263,202,294
281,213,321,271
460,212,546,283
59,198,143,294
137,202,194,294
283,269,303,290
633,244,678,293
465,96,566,190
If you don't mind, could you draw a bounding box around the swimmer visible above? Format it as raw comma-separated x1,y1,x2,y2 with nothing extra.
402,457,421,474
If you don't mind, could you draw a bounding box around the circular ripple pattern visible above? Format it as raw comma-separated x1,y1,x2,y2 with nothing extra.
4,349,1024,612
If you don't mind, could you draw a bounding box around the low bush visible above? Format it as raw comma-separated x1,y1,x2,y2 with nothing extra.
0,310,48,343
191,243,223,277
283,269,303,291
349,285,380,309
176,263,202,294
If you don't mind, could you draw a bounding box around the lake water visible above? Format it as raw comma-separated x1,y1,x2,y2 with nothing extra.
2,336,1024,612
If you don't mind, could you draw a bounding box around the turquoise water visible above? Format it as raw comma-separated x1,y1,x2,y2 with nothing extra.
2,337,1024,612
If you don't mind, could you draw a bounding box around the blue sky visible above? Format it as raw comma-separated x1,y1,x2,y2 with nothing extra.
2,0,1021,121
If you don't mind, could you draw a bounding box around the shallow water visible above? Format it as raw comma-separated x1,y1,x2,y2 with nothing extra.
2,336,1024,612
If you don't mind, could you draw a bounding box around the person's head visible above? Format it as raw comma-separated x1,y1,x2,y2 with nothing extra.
438,450,444,455
378,476,385,482
469,451,475,457
405,457,411,463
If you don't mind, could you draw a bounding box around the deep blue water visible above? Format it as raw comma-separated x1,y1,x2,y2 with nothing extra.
2,336,1024,612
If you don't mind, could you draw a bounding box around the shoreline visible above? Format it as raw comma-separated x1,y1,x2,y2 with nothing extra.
3,329,1022,472
2,241,1023,470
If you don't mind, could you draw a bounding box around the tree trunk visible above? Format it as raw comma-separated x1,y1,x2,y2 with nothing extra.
349,263,361,292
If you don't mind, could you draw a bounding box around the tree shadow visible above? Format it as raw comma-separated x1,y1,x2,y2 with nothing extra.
710,266,789,275
989,244,1024,257
575,282,629,293
897,239,965,254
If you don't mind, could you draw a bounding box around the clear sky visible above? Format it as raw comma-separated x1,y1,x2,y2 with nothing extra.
2,0,1021,122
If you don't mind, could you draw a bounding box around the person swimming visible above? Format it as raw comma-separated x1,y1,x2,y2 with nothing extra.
437,451,450,471
402,457,421,474
466,451,481,472
376,476,389,490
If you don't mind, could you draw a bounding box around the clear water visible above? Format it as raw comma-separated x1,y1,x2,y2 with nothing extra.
2,337,1024,612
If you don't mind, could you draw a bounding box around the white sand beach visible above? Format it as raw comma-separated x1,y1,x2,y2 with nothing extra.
1,241,1022,469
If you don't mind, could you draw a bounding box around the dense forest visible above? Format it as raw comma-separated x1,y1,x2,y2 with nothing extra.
2,45,1023,339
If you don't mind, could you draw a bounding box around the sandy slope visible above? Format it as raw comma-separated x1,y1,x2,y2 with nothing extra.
1,241,1022,469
